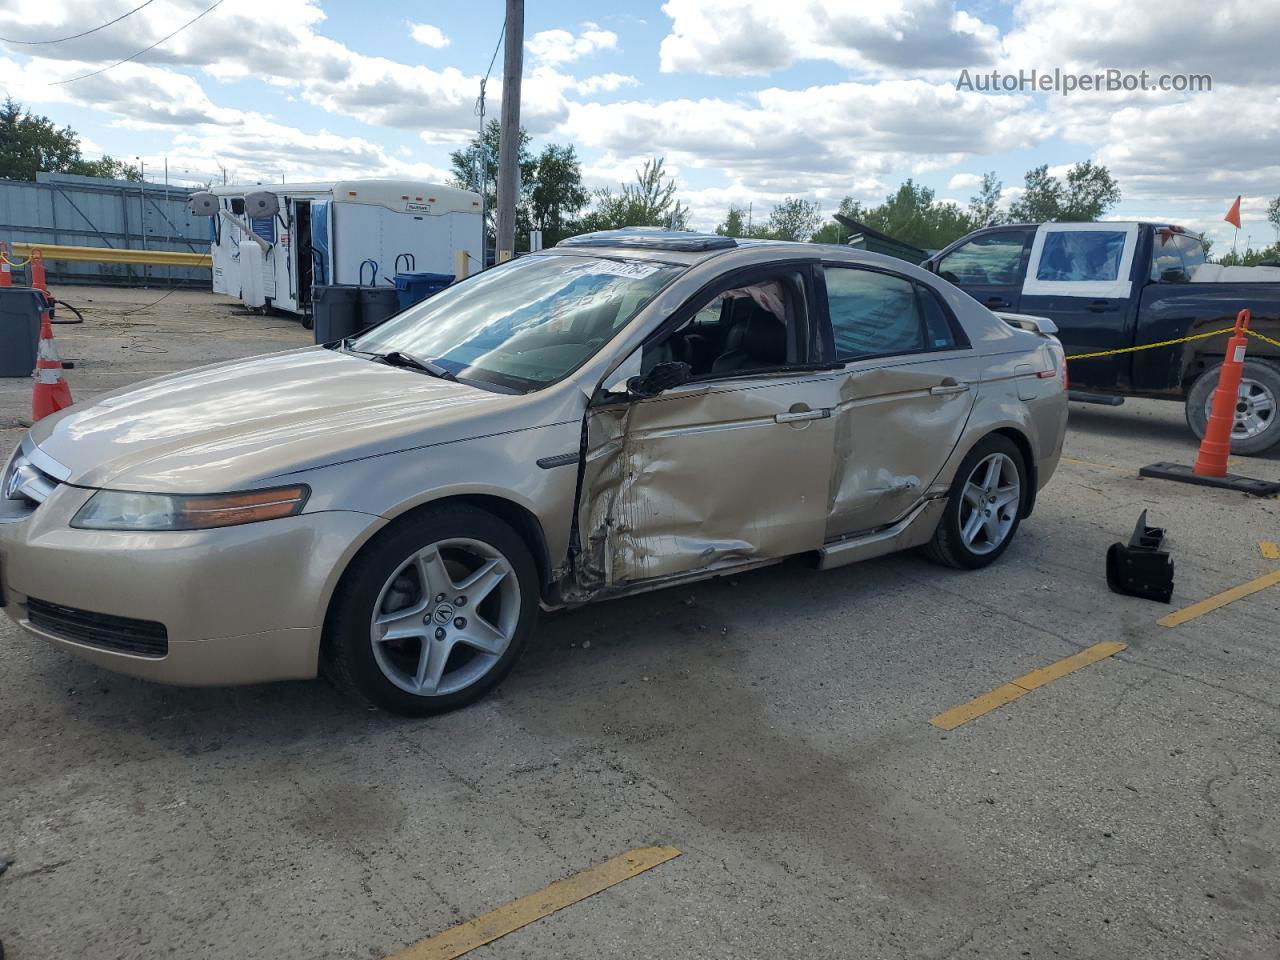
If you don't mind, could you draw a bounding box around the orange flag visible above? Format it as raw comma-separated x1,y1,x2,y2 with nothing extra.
1224,195,1242,229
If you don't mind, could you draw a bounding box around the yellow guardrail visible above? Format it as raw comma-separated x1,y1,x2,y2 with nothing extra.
4,241,211,269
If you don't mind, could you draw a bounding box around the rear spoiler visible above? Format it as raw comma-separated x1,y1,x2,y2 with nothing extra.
995,311,1058,336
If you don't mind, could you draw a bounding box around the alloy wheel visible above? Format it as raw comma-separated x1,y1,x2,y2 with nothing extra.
369,537,520,697
958,452,1020,555
1203,376,1276,441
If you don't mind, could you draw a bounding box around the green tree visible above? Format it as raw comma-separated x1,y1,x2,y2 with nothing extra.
855,180,975,250
575,158,689,232
1060,160,1122,221
1008,161,1121,223
765,197,821,241
1007,164,1064,223
67,154,142,181
1267,195,1280,241
967,171,1003,227
1218,242,1280,267
0,97,110,181
715,205,749,237
448,119,537,249
810,197,865,245
529,143,588,247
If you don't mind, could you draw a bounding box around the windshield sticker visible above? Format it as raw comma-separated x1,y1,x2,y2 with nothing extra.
589,260,662,280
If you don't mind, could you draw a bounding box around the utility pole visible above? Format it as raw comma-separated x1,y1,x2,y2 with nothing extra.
495,0,523,263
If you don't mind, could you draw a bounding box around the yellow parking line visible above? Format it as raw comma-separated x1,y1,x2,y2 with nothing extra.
1261,541,1280,561
930,642,1126,731
385,846,681,960
1158,569,1280,627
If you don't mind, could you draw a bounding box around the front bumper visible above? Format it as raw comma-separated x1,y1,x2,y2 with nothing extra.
0,481,385,686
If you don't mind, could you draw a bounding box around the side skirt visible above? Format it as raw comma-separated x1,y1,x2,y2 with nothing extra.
817,498,947,571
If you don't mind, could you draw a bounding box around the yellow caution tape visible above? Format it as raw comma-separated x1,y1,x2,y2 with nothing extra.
1065,326,1236,361
1246,328,1280,349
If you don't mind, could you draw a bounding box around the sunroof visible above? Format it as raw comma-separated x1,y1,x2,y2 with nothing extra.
557,228,737,253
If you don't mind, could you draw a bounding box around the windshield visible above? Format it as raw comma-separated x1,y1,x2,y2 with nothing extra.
352,254,683,391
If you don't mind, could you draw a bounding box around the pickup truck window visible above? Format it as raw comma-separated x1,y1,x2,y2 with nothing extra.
1150,231,1207,281
936,232,1025,285
825,267,957,359
1035,231,1126,282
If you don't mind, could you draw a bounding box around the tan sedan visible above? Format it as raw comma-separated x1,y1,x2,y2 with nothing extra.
0,230,1067,714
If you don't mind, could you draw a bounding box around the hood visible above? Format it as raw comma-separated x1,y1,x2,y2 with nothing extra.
31,347,517,491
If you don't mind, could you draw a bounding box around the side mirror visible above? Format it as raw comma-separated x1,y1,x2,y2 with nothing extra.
627,360,692,399
1159,267,1189,283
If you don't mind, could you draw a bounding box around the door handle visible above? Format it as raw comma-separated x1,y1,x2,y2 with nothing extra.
984,296,1009,308
774,408,831,423
930,379,971,396
1087,300,1114,313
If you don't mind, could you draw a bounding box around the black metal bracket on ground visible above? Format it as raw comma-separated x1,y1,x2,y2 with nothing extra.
1068,390,1125,406
1139,462,1280,498
1106,510,1174,603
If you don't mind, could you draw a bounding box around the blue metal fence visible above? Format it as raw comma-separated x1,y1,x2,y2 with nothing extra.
0,172,211,286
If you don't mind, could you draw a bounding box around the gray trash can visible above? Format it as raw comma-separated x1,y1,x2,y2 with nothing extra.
0,288,44,377
359,286,401,331
311,284,362,344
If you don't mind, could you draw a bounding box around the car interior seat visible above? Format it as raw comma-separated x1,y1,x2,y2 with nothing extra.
711,301,788,373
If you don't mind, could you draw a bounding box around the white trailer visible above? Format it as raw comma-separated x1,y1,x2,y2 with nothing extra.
189,179,482,317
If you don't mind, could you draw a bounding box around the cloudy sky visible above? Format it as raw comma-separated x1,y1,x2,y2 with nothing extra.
1,0,1277,250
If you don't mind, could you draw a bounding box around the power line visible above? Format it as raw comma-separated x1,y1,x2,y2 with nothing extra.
1,0,159,45
51,0,225,85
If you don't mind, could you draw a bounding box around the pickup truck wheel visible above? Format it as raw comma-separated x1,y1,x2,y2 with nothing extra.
1185,359,1280,455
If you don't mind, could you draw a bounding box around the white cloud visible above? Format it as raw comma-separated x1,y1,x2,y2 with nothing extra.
573,73,639,95
1001,0,1277,86
658,0,999,75
946,173,982,190
526,27,618,67
561,80,1052,194
408,22,450,49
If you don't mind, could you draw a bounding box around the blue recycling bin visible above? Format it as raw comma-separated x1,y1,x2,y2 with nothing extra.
393,272,454,311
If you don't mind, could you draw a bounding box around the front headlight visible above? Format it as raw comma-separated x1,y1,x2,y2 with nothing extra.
71,485,310,531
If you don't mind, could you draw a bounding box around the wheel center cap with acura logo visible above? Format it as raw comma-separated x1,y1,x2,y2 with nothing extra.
5,463,26,500
432,603,455,625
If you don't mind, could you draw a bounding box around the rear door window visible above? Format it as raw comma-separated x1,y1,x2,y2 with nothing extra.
1035,231,1126,282
825,267,924,359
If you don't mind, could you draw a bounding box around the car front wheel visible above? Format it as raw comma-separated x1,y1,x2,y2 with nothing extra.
323,504,539,715
922,434,1027,570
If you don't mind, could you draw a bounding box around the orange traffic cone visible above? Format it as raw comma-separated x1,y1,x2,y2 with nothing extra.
29,250,47,294
32,300,73,422
1193,309,1251,478
1140,308,1280,496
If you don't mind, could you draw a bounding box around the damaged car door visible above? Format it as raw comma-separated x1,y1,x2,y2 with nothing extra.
573,265,839,592
822,264,979,538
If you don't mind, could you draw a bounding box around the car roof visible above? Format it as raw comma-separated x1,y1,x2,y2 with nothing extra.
544,233,933,276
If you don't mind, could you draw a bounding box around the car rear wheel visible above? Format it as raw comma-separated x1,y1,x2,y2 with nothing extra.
922,434,1026,570
323,504,538,715
1185,359,1280,455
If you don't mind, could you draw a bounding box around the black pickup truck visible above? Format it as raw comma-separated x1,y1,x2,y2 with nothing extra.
923,222,1280,453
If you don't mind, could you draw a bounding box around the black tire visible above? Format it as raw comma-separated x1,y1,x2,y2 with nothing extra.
1185,358,1280,456
922,434,1027,570
322,503,539,716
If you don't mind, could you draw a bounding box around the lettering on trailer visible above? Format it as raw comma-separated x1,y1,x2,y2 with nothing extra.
406,202,432,213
